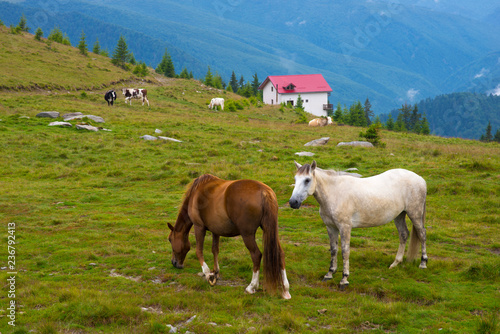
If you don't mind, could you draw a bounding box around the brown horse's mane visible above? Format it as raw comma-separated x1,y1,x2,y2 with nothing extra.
174,174,219,231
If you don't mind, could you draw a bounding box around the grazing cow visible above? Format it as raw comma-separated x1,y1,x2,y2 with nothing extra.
122,88,150,106
104,89,117,106
308,116,333,127
208,97,224,111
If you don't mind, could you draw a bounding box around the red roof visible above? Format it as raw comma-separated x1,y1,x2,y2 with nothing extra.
259,74,332,94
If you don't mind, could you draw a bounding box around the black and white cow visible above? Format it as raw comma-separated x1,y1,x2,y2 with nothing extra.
104,89,117,106
122,88,150,106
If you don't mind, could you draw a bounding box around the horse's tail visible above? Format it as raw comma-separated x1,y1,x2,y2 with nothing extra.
407,199,426,261
261,188,285,295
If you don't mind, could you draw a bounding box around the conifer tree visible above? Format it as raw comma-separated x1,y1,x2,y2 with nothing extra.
34,27,43,41
482,121,493,142
18,14,30,32
179,67,190,79
229,71,238,93
239,75,245,89
251,73,260,97
48,26,64,43
420,115,430,135
364,98,373,125
93,38,101,54
494,129,500,143
78,30,88,56
156,49,175,77
385,114,395,130
204,66,213,87
112,35,131,69
333,102,343,123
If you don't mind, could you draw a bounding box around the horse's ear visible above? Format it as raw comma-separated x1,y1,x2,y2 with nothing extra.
294,161,302,170
168,223,174,231
311,161,317,171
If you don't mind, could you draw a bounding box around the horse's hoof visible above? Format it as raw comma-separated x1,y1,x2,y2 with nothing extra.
322,276,333,282
282,291,292,300
339,283,349,291
208,274,217,286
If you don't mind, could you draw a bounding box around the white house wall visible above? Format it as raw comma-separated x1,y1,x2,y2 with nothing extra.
261,82,328,117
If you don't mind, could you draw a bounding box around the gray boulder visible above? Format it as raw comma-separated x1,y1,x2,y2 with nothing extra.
76,124,99,132
337,141,374,148
159,136,182,143
141,135,158,141
304,137,330,146
48,121,72,127
64,114,105,123
36,111,60,118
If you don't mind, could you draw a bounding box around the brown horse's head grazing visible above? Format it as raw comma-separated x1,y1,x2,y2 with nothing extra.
168,222,190,269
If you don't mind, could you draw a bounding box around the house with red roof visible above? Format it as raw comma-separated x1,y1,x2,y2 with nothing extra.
258,74,333,116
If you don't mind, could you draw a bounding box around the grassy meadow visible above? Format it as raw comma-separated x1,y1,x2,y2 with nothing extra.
0,29,499,333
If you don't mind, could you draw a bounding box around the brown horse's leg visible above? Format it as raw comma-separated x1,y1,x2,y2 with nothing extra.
241,235,262,294
194,226,211,280
208,234,221,286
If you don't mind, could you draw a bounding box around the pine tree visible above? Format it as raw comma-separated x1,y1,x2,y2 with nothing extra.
34,27,43,41
239,75,245,89
156,48,175,77
229,71,238,93
494,129,500,143
204,66,213,87
333,102,343,123
251,73,260,97
179,67,190,79
410,105,421,132
395,113,407,132
364,98,373,126
399,103,412,130
48,26,64,43
18,14,30,32
78,30,88,56
482,121,493,142
385,114,395,130
420,115,430,135
112,35,130,69
296,95,304,110
93,38,101,54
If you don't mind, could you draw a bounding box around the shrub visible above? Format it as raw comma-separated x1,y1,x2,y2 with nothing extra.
360,123,385,147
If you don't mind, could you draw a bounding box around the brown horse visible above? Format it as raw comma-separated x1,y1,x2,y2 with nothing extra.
168,174,291,299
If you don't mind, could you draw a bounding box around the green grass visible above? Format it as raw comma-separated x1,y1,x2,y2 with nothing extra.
0,28,499,333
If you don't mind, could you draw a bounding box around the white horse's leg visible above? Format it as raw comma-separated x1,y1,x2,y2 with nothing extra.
246,270,259,294
281,269,291,299
323,224,339,281
390,212,409,269
339,225,352,288
407,202,428,269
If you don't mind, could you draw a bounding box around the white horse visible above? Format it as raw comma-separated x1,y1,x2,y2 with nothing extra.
289,161,428,288
208,98,224,111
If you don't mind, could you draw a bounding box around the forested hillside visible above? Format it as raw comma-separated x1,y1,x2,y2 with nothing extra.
380,92,500,139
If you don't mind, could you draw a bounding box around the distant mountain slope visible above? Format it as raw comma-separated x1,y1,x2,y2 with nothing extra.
380,92,500,139
0,0,498,116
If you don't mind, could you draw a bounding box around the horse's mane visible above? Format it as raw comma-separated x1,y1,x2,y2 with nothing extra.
175,174,219,230
298,163,361,178
317,167,362,178
183,174,219,203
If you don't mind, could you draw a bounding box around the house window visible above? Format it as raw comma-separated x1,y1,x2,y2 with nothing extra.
305,99,309,103
271,99,274,105
271,86,274,92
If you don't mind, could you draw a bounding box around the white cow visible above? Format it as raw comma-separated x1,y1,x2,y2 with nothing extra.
308,116,333,127
122,88,149,106
208,98,224,111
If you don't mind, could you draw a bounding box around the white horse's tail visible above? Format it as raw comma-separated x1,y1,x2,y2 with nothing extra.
407,200,426,261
